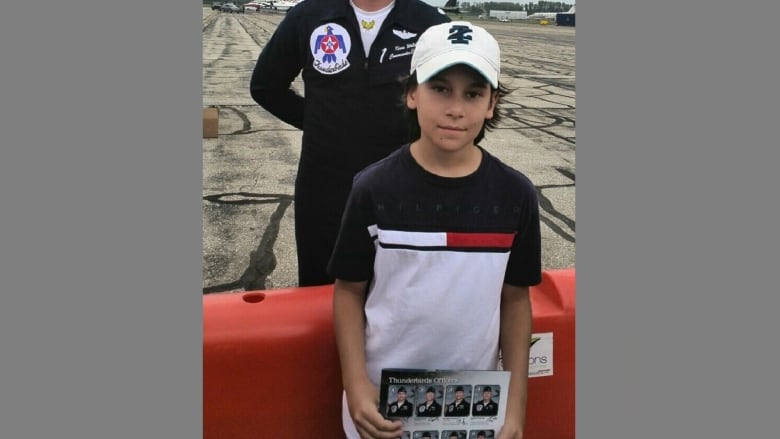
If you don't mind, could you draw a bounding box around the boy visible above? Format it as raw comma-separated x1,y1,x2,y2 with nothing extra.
330,21,541,439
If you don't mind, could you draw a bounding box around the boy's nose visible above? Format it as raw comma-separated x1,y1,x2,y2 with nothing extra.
445,98,466,118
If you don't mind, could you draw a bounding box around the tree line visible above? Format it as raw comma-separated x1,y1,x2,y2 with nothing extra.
202,1,574,15
462,2,573,14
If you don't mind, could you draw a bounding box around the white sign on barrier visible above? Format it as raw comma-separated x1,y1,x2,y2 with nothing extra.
528,332,554,378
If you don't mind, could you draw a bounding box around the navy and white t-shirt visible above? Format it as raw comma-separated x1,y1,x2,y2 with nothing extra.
328,143,541,386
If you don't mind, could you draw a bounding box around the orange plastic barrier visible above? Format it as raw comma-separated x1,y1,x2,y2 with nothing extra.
203,268,575,438
524,268,576,439
203,286,343,437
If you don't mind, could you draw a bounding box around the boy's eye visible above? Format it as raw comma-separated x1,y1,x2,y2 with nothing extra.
466,89,488,100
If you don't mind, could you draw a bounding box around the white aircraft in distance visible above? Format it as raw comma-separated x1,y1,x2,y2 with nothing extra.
265,0,300,12
243,0,299,12
521,6,576,20
243,1,263,11
527,12,558,19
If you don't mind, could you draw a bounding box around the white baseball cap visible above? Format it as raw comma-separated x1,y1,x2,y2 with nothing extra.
410,21,500,88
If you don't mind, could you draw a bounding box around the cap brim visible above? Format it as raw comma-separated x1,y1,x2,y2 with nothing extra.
415,50,498,88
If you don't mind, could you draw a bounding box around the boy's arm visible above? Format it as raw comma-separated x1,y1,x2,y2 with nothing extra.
497,283,533,439
333,279,403,439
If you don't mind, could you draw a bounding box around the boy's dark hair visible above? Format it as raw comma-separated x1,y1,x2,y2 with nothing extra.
401,68,511,145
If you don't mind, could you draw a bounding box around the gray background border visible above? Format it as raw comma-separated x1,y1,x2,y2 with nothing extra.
2,0,779,437
1,1,203,437
578,0,779,437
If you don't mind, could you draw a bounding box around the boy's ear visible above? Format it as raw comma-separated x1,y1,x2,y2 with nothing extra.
486,90,499,119
406,88,418,110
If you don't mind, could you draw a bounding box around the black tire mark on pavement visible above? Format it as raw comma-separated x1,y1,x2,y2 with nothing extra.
536,166,575,243
537,185,575,243
540,214,574,243
501,109,574,129
499,91,576,144
498,113,576,145
222,106,253,134
555,166,575,181
203,192,292,205
535,77,575,92
203,193,294,293
233,13,271,47
238,197,293,291
202,12,219,32
208,105,302,134
203,279,244,295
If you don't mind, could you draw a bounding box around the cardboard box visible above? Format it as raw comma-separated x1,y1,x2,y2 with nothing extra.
203,107,219,138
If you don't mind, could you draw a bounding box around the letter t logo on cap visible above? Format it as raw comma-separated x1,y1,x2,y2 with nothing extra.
447,25,473,45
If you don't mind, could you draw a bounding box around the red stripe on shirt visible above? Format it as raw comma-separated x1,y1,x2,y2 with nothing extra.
446,232,516,248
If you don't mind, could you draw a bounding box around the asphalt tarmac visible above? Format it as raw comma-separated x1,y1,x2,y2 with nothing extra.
202,8,575,293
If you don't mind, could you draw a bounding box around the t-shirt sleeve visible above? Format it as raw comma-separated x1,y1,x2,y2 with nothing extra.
327,179,377,282
504,179,543,287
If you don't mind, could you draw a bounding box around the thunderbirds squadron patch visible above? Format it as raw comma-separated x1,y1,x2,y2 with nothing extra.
310,23,351,74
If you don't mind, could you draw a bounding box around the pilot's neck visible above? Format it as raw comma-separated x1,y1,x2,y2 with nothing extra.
352,0,394,13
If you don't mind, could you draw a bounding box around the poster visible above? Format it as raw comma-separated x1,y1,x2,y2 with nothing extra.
379,368,510,439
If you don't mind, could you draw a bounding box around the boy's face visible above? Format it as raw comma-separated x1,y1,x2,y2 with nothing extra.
407,64,497,153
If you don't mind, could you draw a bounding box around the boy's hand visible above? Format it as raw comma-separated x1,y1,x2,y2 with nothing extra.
496,418,524,439
346,381,404,439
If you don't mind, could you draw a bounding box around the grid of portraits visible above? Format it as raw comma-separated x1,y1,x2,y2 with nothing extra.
386,383,502,419
399,429,495,439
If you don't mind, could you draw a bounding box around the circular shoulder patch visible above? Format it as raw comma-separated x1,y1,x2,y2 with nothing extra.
309,23,352,74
